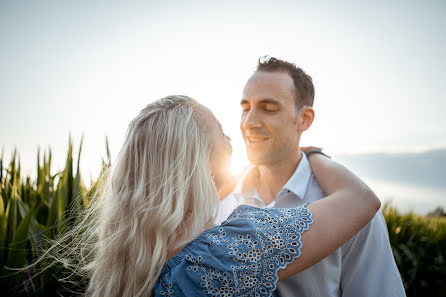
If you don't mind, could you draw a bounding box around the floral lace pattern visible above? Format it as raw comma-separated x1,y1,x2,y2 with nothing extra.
154,203,313,297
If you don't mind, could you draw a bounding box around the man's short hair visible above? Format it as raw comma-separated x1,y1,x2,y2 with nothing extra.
256,56,315,109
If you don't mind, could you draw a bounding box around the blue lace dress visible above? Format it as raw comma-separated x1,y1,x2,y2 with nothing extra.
153,203,313,297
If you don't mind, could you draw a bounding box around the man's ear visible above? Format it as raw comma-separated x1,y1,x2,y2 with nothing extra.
297,106,315,132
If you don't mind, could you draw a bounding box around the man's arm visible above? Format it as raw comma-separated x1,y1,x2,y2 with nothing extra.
340,210,406,297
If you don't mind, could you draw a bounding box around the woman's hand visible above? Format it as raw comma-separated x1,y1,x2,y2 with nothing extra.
300,146,323,153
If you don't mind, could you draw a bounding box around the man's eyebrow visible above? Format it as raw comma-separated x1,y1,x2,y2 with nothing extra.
240,99,280,105
259,99,280,105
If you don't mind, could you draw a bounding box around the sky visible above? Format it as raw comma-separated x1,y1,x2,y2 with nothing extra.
335,149,446,213
1,0,446,183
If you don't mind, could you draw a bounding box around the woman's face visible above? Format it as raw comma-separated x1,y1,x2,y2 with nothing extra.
195,104,233,190
209,122,233,190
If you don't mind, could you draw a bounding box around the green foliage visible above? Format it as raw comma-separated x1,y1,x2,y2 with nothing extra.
383,202,446,297
0,137,111,296
0,140,445,296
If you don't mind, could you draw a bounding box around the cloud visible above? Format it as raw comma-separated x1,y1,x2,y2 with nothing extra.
334,149,446,189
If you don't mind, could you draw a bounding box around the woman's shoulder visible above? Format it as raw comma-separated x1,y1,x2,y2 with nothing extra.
153,204,313,297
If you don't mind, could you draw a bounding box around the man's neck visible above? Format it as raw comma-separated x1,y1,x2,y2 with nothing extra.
256,150,302,205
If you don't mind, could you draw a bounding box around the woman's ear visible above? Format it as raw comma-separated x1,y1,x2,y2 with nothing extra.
297,106,315,132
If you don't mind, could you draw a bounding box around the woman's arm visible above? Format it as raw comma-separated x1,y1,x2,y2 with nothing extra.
278,154,380,279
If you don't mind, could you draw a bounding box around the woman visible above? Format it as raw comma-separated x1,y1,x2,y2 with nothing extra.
80,95,379,297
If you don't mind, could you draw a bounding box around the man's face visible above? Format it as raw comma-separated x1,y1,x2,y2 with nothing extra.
240,71,301,165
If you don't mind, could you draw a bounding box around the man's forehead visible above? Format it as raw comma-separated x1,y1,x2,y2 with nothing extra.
248,70,293,85
242,71,296,102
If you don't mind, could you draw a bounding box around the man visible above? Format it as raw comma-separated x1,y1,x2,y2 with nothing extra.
217,56,406,297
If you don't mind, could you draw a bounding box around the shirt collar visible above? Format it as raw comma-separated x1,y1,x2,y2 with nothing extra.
279,153,312,200
234,152,312,200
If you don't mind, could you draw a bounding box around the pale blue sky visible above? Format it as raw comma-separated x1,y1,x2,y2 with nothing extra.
1,0,445,179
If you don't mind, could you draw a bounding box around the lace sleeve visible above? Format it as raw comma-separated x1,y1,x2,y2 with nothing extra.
154,203,313,297
205,203,313,296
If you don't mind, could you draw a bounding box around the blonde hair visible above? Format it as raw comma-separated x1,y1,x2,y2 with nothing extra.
47,95,220,296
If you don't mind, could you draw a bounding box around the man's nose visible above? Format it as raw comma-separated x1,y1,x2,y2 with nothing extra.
241,109,262,130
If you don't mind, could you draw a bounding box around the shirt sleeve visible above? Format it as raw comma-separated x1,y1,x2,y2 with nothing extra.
340,211,406,297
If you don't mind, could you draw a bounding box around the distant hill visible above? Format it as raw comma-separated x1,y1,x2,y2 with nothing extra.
333,149,446,189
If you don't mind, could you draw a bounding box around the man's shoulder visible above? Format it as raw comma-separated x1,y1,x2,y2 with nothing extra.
341,210,390,255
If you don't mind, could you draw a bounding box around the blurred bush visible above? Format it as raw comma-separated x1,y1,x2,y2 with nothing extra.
383,202,446,296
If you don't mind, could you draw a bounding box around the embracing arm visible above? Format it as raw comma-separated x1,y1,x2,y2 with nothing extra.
278,154,380,279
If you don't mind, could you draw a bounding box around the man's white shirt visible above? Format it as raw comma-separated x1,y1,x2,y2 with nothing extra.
216,153,406,297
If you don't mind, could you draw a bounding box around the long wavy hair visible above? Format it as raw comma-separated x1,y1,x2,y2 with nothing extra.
48,95,220,297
